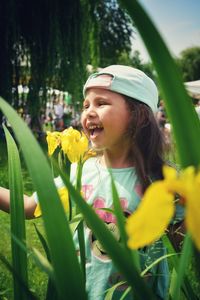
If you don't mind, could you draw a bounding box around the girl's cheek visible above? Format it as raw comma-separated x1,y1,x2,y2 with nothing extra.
80,113,85,126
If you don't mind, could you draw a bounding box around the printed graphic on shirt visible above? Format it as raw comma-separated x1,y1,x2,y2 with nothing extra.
82,184,93,201
134,183,143,198
89,197,131,261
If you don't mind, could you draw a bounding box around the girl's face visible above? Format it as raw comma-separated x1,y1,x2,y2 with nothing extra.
81,88,131,152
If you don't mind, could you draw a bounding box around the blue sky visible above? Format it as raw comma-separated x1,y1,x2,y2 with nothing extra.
132,0,200,62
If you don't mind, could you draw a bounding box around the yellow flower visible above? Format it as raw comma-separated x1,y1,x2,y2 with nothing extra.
61,127,89,163
34,203,42,218
126,181,175,249
46,131,61,156
83,148,97,162
126,165,200,250
34,186,69,218
179,167,200,250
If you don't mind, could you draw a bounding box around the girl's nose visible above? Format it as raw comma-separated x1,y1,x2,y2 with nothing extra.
86,106,97,118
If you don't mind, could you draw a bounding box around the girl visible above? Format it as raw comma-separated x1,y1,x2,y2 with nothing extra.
0,65,184,299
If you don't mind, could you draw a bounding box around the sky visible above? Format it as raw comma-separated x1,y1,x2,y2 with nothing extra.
131,0,200,62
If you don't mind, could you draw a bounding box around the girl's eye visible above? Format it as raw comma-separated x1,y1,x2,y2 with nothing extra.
82,104,89,110
99,101,107,106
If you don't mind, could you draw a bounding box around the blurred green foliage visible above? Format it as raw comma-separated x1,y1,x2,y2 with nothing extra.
177,47,200,81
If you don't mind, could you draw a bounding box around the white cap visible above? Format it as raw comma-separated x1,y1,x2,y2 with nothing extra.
83,65,158,112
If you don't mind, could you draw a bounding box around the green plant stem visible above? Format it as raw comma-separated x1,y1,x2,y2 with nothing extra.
75,161,86,284
170,233,193,300
110,173,140,272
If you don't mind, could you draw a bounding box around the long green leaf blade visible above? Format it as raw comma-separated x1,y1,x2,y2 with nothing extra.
33,223,51,262
170,234,193,300
110,174,127,246
163,235,198,300
3,125,28,300
0,98,86,300
110,174,140,271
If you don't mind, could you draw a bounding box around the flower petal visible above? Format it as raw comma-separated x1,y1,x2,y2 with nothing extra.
33,187,69,218
46,131,61,156
61,128,88,163
126,182,174,249
163,165,177,180
34,204,42,217
58,186,69,214
83,149,97,162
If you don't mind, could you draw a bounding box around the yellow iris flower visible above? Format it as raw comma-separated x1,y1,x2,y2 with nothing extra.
126,165,200,250
36,127,92,218
46,127,89,163
34,186,69,218
61,127,89,163
46,131,61,156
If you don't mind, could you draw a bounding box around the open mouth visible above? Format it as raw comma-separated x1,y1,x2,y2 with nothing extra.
87,124,103,138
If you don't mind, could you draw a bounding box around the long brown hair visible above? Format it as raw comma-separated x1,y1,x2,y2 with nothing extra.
125,97,165,193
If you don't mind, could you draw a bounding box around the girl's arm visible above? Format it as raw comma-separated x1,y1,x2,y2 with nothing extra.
0,187,36,219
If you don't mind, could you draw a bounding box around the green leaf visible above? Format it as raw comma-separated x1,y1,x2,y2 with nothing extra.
170,234,193,300
73,161,86,281
120,287,132,300
31,248,54,278
45,279,58,300
110,173,140,272
0,98,87,300
77,220,86,282
33,224,58,300
163,235,198,300
3,125,28,300
104,281,127,300
141,253,179,277
69,213,83,234
33,223,51,261
110,174,127,246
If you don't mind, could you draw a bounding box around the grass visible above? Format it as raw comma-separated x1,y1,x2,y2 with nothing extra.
0,212,48,300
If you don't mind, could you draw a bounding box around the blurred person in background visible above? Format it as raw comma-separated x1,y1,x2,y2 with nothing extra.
53,98,64,131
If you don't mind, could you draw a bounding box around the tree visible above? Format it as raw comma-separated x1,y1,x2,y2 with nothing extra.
0,0,135,129
92,0,134,67
177,47,200,81
0,0,89,128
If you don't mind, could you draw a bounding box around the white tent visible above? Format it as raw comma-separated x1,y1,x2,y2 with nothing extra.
184,80,200,99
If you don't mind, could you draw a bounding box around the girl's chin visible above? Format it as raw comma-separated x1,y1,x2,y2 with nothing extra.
90,143,106,152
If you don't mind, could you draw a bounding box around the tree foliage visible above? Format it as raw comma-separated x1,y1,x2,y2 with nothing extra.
0,0,135,127
0,0,89,126
177,47,200,81
91,0,134,67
